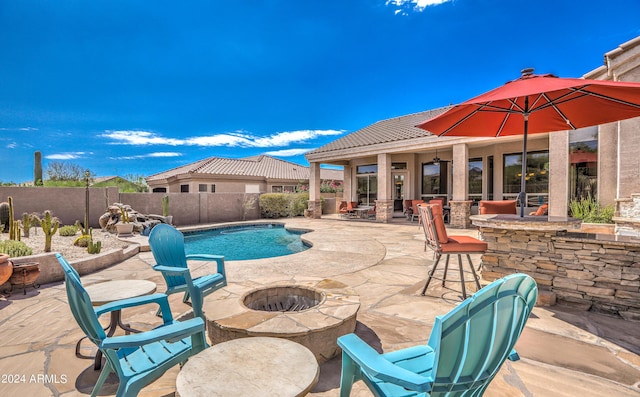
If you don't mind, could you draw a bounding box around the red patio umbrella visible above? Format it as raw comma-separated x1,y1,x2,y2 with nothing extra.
416,68,640,217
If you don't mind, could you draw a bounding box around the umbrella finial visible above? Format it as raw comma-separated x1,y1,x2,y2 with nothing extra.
521,68,534,77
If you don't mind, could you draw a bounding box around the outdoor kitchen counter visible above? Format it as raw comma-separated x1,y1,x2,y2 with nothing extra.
470,214,640,320
470,214,582,231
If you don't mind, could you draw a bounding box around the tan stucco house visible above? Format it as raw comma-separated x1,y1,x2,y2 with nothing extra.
146,154,342,194
305,36,640,227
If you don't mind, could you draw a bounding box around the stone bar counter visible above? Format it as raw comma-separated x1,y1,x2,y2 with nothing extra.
471,214,640,321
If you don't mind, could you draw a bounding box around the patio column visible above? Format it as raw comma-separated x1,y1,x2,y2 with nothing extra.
308,161,322,219
343,164,353,202
376,153,393,223
598,122,618,207
548,131,570,218
450,143,472,228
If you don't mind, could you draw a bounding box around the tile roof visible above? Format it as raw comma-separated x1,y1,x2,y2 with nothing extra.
306,107,451,155
146,155,342,182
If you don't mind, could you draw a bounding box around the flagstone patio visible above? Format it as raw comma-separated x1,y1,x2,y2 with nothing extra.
0,217,638,396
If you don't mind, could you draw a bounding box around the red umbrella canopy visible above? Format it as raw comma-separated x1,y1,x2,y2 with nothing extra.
417,70,640,137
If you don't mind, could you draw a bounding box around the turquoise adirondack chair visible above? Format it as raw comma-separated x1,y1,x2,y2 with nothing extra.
337,273,538,397
56,253,207,397
148,224,227,319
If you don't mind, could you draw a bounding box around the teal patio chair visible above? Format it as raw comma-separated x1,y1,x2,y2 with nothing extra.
56,253,207,397
148,223,227,319
337,273,537,397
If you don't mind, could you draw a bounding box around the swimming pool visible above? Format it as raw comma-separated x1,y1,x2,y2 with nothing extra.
183,223,310,260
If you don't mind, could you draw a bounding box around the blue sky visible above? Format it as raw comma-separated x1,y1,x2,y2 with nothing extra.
1,0,639,183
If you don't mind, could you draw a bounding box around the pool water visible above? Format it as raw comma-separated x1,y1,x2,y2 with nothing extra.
183,224,310,261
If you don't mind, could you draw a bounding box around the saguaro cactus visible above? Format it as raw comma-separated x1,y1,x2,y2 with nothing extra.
41,210,60,253
34,151,43,186
21,212,38,238
8,197,15,240
162,195,170,217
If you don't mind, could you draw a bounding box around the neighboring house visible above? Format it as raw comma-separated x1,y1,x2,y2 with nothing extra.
146,155,342,194
91,176,119,185
305,36,640,225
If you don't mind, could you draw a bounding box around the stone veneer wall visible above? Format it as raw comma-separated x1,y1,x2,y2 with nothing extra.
481,228,640,321
614,193,640,237
449,200,472,228
375,199,394,223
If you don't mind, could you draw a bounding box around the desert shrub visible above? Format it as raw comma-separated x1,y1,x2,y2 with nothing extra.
569,195,615,224
0,240,33,257
259,194,289,218
59,225,79,236
73,234,92,247
288,192,309,216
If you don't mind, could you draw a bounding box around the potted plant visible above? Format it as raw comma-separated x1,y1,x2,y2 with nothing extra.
161,195,173,225
115,205,134,236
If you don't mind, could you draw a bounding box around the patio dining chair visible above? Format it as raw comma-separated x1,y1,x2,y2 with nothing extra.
337,273,538,397
149,223,227,319
419,203,486,299
410,200,425,222
56,253,207,397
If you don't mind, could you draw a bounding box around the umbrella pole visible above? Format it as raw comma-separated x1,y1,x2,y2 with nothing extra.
519,103,529,218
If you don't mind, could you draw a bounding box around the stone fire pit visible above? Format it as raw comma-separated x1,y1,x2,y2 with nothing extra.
203,278,360,363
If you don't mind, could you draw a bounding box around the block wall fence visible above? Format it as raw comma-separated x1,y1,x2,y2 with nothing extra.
0,187,340,228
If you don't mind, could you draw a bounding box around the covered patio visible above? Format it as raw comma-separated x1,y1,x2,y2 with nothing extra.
305,36,640,230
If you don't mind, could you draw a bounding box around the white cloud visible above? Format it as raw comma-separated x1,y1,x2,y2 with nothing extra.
109,152,183,161
46,152,87,160
0,127,38,131
148,152,182,157
101,130,185,146
102,129,345,149
6,142,17,149
263,148,313,157
386,0,450,14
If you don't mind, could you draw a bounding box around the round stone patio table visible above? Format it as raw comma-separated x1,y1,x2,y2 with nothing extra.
80,279,157,370
176,337,320,397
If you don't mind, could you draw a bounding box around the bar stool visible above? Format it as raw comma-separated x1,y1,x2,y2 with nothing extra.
419,203,487,299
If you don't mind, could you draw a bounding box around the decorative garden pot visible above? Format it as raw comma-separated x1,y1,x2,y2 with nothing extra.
116,223,134,236
7,262,41,295
9,262,40,286
0,254,13,286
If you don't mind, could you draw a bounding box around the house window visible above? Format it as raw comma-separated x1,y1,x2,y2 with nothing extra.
468,158,482,205
198,184,208,192
180,184,189,193
272,185,296,193
503,150,549,204
569,127,598,200
152,187,167,193
356,164,377,174
391,162,407,170
356,164,377,205
211,184,216,193
422,161,448,197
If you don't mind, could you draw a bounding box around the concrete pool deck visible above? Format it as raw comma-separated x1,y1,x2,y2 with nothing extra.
0,217,638,396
